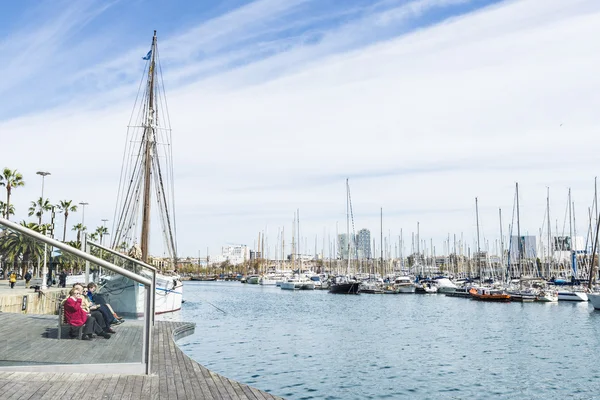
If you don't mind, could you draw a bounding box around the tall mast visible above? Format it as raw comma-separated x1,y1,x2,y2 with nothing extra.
516,183,522,278
547,187,551,279
380,207,383,278
499,208,505,283
140,30,157,264
475,197,481,282
568,188,574,277
346,179,350,275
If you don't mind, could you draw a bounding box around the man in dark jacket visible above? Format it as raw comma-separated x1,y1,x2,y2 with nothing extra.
24,270,32,288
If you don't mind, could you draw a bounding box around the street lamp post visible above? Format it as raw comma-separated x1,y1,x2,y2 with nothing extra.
79,202,89,229
36,171,51,289
101,219,109,246
79,202,89,282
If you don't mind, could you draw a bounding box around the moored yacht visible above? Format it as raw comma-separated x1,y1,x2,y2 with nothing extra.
557,290,588,302
393,276,416,293
434,277,458,293
588,293,600,309
329,276,360,294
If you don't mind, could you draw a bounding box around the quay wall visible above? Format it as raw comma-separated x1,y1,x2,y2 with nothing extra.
0,287,67,315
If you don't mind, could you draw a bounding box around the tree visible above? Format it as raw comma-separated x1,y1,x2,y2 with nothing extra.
72,223,86,244
0,221,45,276
28,197,52,225
57,200,77,241
0,168,25,220
94,226,109,245
0,201,15,219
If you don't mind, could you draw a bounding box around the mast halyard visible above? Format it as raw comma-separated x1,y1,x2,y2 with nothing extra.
141,30,157,264
112,30,178,269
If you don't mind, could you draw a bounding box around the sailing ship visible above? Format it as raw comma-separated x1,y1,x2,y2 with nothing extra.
99,31,183,316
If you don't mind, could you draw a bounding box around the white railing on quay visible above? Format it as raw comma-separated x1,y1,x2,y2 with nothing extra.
0,216,155,375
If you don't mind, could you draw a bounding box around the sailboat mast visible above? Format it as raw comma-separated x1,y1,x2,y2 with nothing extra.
140,30,157,264
547,187,551,278
346,179,350,275
568,188,574,277
516,183,522,278
475,197,481,282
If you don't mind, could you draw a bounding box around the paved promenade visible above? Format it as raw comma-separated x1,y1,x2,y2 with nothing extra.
0,313,283,399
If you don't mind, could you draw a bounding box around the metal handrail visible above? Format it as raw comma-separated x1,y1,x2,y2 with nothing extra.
87,240,158,271
0,217,151,286
0,216,154,375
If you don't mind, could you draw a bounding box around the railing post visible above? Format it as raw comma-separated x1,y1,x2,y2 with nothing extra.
151,270,156,327
144,282,153,374
84,234,90,284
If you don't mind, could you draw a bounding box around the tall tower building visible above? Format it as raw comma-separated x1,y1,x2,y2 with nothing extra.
357,229,371,259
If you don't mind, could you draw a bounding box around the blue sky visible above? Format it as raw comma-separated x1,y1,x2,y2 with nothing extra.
1,0,503,120
2,0,600,259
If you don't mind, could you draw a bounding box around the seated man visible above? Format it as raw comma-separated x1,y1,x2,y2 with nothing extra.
87,282,124,325
63,287,111,340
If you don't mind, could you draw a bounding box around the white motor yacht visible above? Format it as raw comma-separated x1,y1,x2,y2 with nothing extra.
557,290,588,302
393,276,416,293
434,277,458,293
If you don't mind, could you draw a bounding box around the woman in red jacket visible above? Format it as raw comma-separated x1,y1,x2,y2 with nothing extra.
64,287,111,340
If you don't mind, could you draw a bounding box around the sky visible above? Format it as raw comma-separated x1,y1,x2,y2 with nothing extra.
1,0,600,260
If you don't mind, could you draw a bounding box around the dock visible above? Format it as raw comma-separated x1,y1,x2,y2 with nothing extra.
0,312,283,399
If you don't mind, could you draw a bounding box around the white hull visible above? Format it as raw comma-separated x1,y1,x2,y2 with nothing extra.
259,278,278,286
588,293,600,309
435,278,458,293
536,291,558,302
99,274,183,316
557,291,588,302
280,280,315,290
280,281,299,290
396,285,416,293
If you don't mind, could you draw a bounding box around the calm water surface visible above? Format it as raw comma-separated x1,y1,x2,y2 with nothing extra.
159,281,600,399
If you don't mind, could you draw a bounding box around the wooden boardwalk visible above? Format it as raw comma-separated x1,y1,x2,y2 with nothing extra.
0,313,283,399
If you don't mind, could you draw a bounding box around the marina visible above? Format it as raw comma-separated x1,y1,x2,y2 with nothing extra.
174,281,600,399
1,2,600,399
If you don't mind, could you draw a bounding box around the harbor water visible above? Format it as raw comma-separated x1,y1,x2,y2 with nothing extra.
163,281,600,399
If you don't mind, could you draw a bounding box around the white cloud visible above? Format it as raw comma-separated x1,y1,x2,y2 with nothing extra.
1,0,600,260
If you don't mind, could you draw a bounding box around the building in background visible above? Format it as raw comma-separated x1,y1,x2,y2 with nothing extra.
212,244,250,265
508,235,537,263
357,229,371,259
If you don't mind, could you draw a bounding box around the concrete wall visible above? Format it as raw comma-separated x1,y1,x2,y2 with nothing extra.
0,289,68,315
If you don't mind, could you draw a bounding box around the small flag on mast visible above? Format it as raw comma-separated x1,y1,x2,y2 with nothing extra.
142,50,152,60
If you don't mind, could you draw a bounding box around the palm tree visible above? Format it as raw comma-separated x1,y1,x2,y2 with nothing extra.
0,221,45,276
0,168,25,220
89,232,99,242
94,226,109,245
0,201,15,219
57,200,77,241
72,223,86,243
28,197,52,225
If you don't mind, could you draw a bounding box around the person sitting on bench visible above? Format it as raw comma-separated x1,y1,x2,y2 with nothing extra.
87,282,125,325
64,287,111,340
73,284,116,334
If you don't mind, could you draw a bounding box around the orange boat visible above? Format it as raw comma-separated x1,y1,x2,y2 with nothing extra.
469,287,511,302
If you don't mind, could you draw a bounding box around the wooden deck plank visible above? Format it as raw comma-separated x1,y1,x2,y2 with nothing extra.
0,314,283,400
